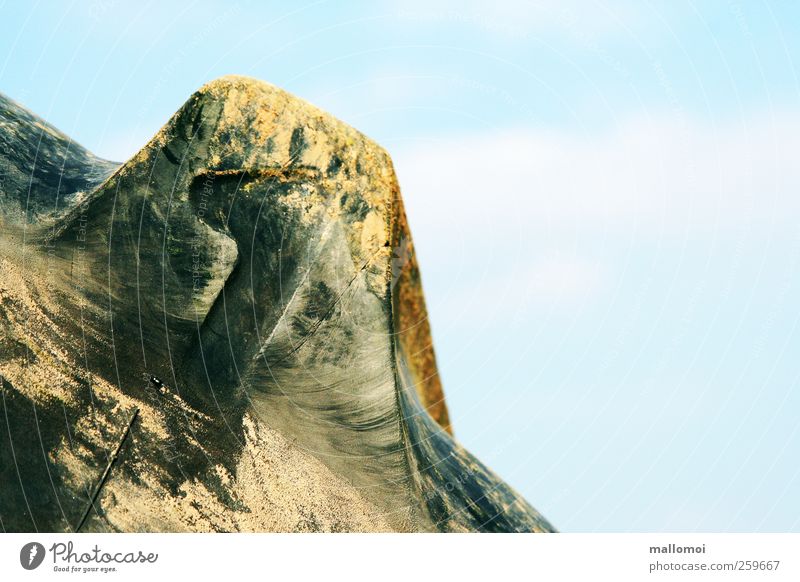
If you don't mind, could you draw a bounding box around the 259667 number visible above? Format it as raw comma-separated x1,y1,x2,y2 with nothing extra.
736,560,780,571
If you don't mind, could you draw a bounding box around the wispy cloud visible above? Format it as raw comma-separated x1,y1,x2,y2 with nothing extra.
440,253,608,322
393,110,800,238
392,110,800,321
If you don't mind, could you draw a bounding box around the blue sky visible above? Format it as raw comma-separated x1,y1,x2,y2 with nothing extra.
2,0,799,531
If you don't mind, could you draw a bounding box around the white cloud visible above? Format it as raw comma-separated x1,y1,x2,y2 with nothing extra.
519,253,605,299
393,110,800,238
391,110,800,317
442,253,607,321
